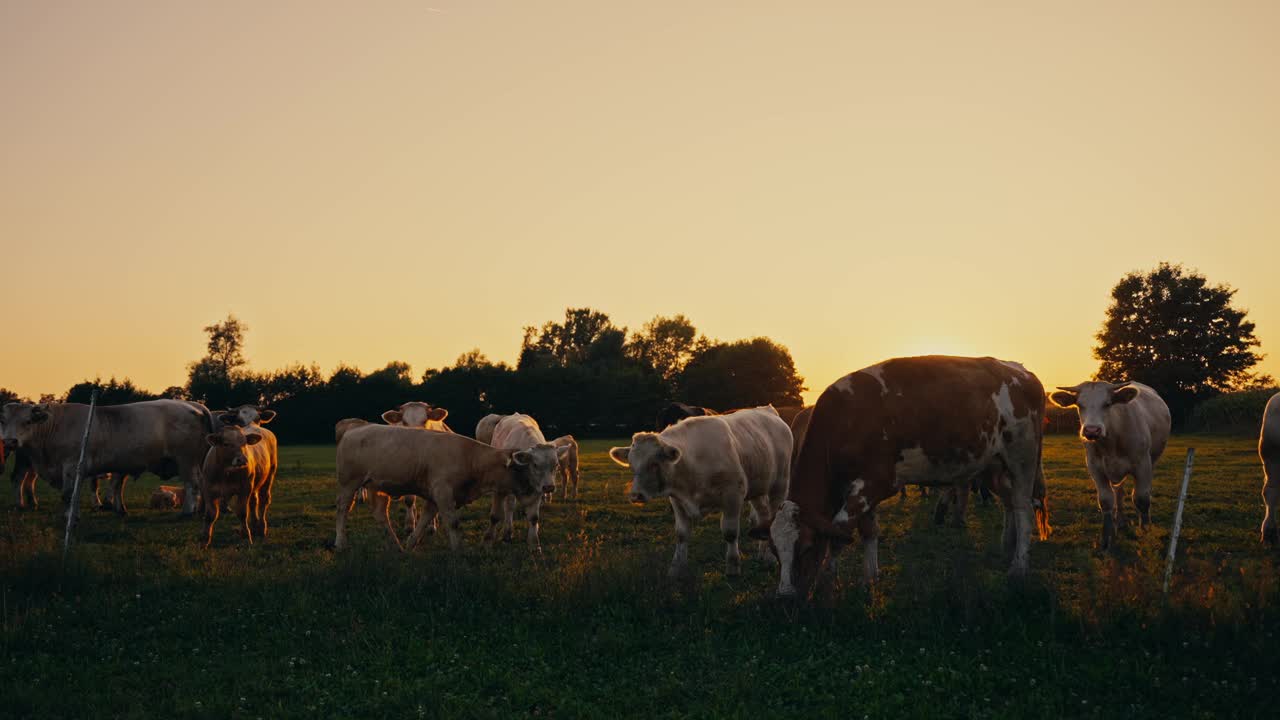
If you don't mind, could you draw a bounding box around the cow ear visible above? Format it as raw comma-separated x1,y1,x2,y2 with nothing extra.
257,409,276,424
381,410,403,425
660,442,681,464
427,407,448,421
608,446,631,467
1111,385,1139,404
1048,391,1078,408
555,444,572,461
218,413,238,426
206,433,224,447
245,433,263,446
511,450,533,467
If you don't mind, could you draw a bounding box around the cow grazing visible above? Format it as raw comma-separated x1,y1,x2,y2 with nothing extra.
150,485,182,509
332,424,557,552
217,405,280,537
1049,381,1171,549
655,402,717,431
475,413,505,444
766,357,1045,599
483,414,570,550
0,400,213,517
199,424,277,548
1258,392,1279,543
611,406,792,578
548,434,580,501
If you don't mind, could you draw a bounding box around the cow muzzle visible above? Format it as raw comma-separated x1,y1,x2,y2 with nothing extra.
230,457,248,468
541,483,556,495
1081,425,1104,441
628,491,647,505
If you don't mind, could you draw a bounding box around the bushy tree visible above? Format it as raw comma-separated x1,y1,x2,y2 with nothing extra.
627,314,706,382
1093,263,1266,424
678,337,805,410
0,388,28,405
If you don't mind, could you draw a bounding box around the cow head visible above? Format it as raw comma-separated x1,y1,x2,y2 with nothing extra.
1049,381,1140,442
0,402,50,453
382,402,449,430
608,432,681,504
505,443,568,497
219,405,276,428
205,425,263,470
768,500,854,599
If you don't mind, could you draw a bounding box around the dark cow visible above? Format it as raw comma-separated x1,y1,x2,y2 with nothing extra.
656,402,717,431
762,356,1046,599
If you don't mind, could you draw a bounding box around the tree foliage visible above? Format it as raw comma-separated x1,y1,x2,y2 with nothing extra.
64,377,156,405
1093,263,1266,424
679,337,806,410
626,315,706,382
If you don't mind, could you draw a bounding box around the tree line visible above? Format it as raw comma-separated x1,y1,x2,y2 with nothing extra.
3,309,806,444
2,263,1273,440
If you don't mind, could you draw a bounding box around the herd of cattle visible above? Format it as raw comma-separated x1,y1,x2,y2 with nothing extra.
2,354,1278,599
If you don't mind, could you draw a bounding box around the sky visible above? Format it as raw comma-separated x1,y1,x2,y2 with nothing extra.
3,0,1278,405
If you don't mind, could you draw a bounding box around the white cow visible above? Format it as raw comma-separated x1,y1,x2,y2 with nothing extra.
475,413,504,445
378,402,453,532
483,413,570,550
1260,392,1280,544
1050,381,1171,549
547,434,580,502
609,406,791,578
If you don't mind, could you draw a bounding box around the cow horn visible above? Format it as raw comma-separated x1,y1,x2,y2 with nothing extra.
1054,385,1081,392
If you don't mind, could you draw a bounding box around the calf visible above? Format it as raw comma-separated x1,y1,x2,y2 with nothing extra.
218,405,280,536
1260,392,1280,543
767,357,1045,599
548,434,580,501
1050,381,1170,549
332,424,560,552
485,414,571,550
611,406,792,578
199,425,276,548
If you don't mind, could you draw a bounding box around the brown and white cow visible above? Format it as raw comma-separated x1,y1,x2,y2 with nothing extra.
216,405,280,537
484,414,570,550
1258,392,1279,543
199,424,277,548
766,357,1045,598
475,413,505,445
548,434,580,502
611,406,792,578
1049,381,1170,549
0,400,213,518
332,424,556,552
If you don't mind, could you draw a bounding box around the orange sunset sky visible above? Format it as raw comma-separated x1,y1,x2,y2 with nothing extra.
3,1,1278,405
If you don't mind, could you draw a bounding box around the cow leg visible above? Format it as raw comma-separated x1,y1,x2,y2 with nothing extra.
112,474,130,516
239,489,255,545
256,467,276,537
1090,473,1118,550
20,470,38,510
202,497,221,549
950,479,972,528
179,464,199,518
401,496,417,534
747,495,775,565
521,496,543,552
721,495,743,577
857,512,880,584
933,488,952,526
333,481,360,552
502,495,517,542
438,497,464,552
569,461,580,501
89,474,105,510
1133,459,1154,530
668,497,693,579
1262,462,1280,544
371,492,404,551
12,472,23,510
405,494,441,551
483,494,504,544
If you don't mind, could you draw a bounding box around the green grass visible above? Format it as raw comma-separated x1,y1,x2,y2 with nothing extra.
2,436,1277,719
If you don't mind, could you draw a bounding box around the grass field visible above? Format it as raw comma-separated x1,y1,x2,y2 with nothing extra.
2,435,1277,719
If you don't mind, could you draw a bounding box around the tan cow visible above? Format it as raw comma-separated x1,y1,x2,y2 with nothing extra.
0,400,213,517
217,405,281,537
379,402,453,532
332,424,558,552
199,424,276,548
610,406,792,578
768,357,1045,598
548,434,580,501
484,414,570,550
475,413,504,444
1049,381,1171,549
1258,392,1279,543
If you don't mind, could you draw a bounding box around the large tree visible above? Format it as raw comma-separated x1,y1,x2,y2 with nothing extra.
626,314,706,382
186,314,253,407
678,337,805,410
1093,262,1266,423
518,308,625,369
